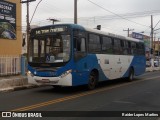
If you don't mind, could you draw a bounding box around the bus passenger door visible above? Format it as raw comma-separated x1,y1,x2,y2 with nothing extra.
74,37,87,62
74,37,88,85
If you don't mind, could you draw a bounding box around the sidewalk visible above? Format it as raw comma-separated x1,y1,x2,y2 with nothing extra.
146,66,160,72
0,75,38,92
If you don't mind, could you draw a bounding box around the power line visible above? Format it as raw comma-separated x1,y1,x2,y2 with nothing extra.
30,0,43,24
27,12,158,26
25,8,160,25
22,0,160,30
154,19,160,29
154,27,160,31
29,0,73,20
87,0,150,28
82,13,155,21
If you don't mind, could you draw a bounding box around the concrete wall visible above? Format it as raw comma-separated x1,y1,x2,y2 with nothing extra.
0,0,22,56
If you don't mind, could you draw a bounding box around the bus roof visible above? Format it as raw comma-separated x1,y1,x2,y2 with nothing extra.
31,24,144,43
69,24,144,43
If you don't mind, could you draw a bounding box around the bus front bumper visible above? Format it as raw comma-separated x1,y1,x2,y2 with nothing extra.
27,72,72,86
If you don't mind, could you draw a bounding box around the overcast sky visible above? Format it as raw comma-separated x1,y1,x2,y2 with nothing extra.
22,0,160,38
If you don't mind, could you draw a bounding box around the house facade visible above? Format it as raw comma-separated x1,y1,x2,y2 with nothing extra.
0,0,22,76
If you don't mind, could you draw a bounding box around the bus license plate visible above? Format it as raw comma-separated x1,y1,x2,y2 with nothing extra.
35,79,50,83
41,79,50,83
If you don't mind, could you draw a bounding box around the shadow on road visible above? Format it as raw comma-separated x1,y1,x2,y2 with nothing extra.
34,77,141,95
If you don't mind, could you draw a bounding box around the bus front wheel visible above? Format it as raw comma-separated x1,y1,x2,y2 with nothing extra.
88,71,98,90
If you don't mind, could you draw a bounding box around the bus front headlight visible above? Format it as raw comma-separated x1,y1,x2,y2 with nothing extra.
60,70,72,78
27,71,34,77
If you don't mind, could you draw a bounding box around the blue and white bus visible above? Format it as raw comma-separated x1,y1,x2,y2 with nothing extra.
27,24,146,89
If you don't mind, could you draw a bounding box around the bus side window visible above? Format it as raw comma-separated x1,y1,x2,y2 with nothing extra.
128,41,131,55
102,36,113,54
131,42,136,55
76,38,86,52
113,39,121,55
123,41,131,55
88,34,101,53
121,40,127,55
138,43,145,55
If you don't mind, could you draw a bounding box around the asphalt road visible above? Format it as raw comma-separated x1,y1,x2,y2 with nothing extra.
0,71,160,120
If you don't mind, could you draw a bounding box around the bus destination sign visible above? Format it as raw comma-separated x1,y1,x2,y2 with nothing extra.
35,26,68,35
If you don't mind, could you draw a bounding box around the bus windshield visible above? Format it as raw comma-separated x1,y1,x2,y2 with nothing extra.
29,33,71,63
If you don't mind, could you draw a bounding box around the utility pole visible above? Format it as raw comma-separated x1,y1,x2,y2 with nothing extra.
150,15,155,69
158,38,160,56
151,15,154,55
21,0,36,61
74,0,77,24
123,28,134,37
47,18,60,25
158,38,160,67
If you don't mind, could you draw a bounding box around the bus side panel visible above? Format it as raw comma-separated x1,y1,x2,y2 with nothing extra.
96,54,134,80
72,54,108,86
122,56,146,78
131,56,146,76
72,54,146,86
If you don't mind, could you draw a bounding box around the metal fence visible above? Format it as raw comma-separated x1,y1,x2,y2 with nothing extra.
0,56,21,76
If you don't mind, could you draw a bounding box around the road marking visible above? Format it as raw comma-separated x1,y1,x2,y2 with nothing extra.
11,76,160,111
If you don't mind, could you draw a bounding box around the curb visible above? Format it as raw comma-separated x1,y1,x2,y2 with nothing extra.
0,84,41,93
146,67,160,72
0,75,42,92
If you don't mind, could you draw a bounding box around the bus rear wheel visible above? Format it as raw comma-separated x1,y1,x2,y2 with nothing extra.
88,71,98,90
128,68,134,81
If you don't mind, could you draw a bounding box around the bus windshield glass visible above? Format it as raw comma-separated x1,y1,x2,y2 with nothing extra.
29,33,71,63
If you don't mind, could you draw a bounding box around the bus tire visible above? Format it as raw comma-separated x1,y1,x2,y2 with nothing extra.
88,71,98,90
128,68,134,82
